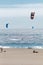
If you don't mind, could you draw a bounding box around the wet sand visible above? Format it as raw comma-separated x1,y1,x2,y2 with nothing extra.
0,48,43,65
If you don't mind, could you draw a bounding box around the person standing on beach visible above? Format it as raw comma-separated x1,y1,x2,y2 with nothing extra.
0,48,3,53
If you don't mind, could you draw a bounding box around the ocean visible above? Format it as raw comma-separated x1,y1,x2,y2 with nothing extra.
0,29,43,49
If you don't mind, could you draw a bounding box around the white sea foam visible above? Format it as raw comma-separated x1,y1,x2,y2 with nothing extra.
10,38,21,41
33,46,43,49
0,46,10,48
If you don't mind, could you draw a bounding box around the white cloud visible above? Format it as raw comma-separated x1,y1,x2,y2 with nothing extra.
0,4,43,29
0,4,43,17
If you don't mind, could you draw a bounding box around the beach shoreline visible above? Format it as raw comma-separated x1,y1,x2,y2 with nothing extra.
0,48,43,65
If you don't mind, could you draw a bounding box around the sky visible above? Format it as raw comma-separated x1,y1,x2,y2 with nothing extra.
0,0,43,4
0,0,43,29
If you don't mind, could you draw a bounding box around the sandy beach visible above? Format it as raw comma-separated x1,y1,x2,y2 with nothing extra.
0,48,43,65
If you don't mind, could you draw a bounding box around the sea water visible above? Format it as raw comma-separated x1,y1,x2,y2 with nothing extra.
0,29,43,49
